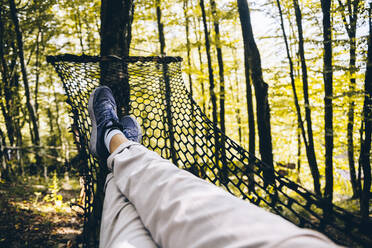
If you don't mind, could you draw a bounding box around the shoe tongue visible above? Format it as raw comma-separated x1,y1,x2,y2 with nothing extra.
105,119,123,132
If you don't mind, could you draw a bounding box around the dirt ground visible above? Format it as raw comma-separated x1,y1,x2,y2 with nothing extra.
0,176,83,247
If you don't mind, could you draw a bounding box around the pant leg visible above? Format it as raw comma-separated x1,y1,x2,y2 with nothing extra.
107,141,340,248
100,173,158,248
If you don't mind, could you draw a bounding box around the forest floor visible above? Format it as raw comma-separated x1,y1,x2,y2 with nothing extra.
0,175,83,247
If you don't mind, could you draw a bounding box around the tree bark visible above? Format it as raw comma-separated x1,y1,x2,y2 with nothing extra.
200,0,221,178
0,127,8,180
101,0,134,116
359,2,372,226
338,0,360,198
292,0,321,196
99,0,134,244
0,9,15,146
276,0,305,184
237,0,274,184
321,0,334,205
34,29,41,127
74,7,85,53
183,0,192,96
183,0,199,176
9,0,41,165
156,0,165,56
232,48,243,145
232,47,254,191
52,79,62,147
101,0,133,58
210,0,228,181
193,16,207,114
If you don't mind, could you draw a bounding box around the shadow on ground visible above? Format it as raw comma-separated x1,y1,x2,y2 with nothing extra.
0,177,83,247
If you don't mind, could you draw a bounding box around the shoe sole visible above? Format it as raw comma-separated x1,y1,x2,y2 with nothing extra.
88,87,98,157
133,116,143,143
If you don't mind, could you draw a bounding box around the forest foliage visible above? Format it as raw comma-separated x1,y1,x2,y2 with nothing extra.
0,0,371,223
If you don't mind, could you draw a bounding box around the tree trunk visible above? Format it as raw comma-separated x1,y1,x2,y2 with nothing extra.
156,0,177,163
193,16,207,114
0,127,8,180
9,0,41,166
101,0,133,116
338,0,360,198
210,0,228,182
183,0,199,176
292,0,321,196
359,2,372,226
276,0,305,184
297,119,302,183
200,0,220,179
99,0,134,245
183,0,192,96
52,81,62,147
321,0,334,205
237,0,274,184
232,48,243,145
156,0,165,56
0,10,15,146
34,29,41,126
347,32,358,197
74,8,85,53
232,47,254,191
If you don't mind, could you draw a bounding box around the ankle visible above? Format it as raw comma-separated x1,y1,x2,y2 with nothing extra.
109,133,128,153
104,129,127,153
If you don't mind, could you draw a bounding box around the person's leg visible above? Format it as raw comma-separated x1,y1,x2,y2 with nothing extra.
88,86,157,248
90,86,338,248
107,140,339,248
100,173,157,248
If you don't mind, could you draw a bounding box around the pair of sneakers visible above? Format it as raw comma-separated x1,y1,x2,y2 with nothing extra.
88,86,142,160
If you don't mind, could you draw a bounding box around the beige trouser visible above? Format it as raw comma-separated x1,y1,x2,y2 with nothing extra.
100,141,339,248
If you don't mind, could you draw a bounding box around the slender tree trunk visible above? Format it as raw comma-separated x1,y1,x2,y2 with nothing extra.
0,127,7,180
321,0,334,205
276,0,305,184
297,119,302,183
233,47,254,190
241,10,256,183
200,0,220,177
183,0,192,95
156,0,165,56
359,3,372,226
237,0,274,184
52,81,62,146
74,8,85,53
347,31,358,197
9,0,41,165
338,0,360,198
232,48,242,145
34,29,41,126
156,0,177,164
193,16,207,114
292,0,321,196
0,10,15,146
210,0,228,181
183,0,199,176
243,42,255,168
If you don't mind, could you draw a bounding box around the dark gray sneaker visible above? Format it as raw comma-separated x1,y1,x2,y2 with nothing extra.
120,116,142,143
88,86,123,160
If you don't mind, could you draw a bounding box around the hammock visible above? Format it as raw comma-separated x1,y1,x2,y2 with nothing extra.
47,54,371,247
